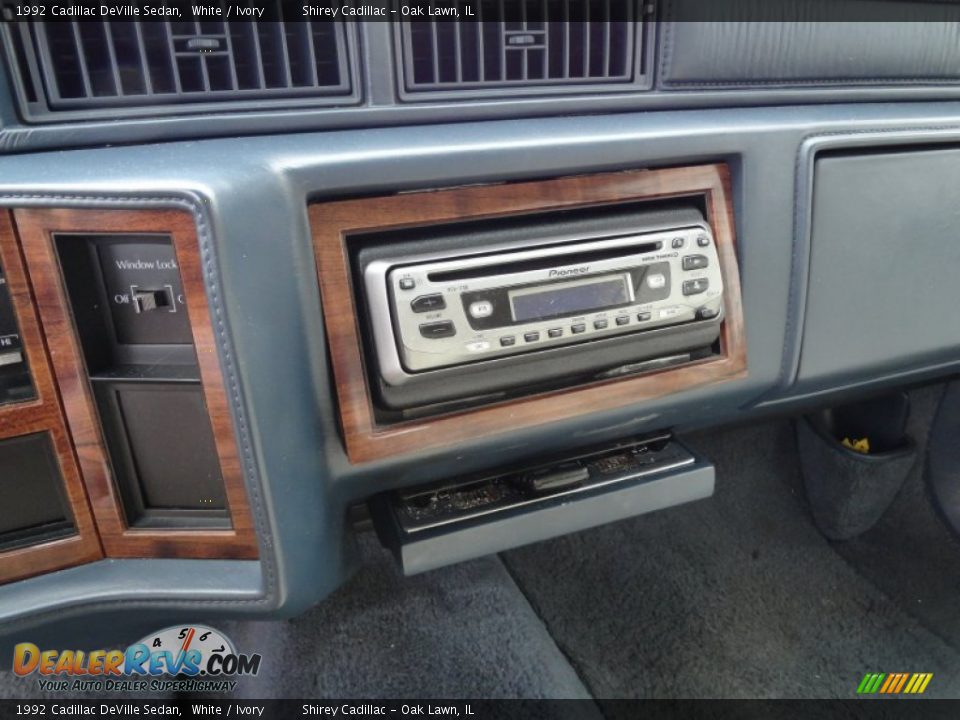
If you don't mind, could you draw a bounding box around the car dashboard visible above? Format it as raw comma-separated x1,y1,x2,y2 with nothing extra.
1,4,960,646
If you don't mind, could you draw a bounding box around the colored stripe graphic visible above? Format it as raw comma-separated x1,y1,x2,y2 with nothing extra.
857,672,932,694
879,674,898,693
857,673,885,694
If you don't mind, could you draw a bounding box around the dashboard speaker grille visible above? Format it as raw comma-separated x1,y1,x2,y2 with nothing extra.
400,0,642,94
7,5,355,115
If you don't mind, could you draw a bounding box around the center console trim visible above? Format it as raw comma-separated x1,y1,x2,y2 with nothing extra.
310,163,747,464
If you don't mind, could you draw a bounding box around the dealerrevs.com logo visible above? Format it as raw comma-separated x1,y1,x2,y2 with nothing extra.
13,625,261,694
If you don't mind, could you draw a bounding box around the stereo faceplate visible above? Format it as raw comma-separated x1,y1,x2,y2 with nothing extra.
364,224,724,385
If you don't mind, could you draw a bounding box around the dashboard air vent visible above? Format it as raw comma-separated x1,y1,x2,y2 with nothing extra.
5,10,356,119
398,1,646,97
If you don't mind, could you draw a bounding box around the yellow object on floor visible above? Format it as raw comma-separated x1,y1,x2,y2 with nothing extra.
842,437,871,454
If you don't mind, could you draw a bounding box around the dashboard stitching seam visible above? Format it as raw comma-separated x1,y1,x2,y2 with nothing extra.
658,2,674,83
0,193,274,630
193,199,276,601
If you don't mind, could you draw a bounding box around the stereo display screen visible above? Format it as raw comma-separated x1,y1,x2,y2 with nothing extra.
510,274,631,322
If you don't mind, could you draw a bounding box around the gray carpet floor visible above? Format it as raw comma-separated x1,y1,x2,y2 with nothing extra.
3,384,960,700
501,394,960,699
217,536,592,700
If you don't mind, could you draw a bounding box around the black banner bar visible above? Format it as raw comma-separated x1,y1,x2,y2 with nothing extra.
2,0,960,24
1,700,960,720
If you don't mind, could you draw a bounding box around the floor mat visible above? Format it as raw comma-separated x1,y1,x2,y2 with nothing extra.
216,534,592,700
501,418,960,699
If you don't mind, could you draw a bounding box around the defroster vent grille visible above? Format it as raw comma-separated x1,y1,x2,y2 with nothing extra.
6,3,356,117
399,1,645,96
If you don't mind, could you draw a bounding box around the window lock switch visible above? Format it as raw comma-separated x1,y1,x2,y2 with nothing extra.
133,288,173,314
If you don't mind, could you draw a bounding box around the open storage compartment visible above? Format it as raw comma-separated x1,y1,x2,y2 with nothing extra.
797,392,916,540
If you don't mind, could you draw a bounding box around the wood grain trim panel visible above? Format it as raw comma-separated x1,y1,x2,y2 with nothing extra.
0,211,102,584
13,207,258,560
310,164,747,464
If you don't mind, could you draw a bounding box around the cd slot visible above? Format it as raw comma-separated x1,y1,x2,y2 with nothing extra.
427,240,662,282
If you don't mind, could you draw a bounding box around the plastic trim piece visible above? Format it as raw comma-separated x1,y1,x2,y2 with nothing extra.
392,9,654,101
0,21,362,123
754,124,960,409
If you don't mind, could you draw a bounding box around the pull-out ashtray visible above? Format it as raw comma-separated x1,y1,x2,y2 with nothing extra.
371,433,714,575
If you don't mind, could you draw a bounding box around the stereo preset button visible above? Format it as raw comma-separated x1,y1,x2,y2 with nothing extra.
399,278,416,290
419,321,456,339
682,279,709,296
671,237,685,249
411,294,446,313
646,273,666,289
571,323,586,334
524,331,540,342
500,336,516,347
697,235,711,247
659,307,683,319
548,328,563,338
594,319,609,330
466,340,491,352
469,300,494,318
682,254,709,271
616,316,630,326
637,312,652,322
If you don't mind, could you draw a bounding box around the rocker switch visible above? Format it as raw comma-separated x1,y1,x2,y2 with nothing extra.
133,288,172,314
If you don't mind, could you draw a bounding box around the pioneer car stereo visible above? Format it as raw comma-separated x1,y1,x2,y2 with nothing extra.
355,206,726,411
